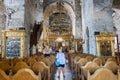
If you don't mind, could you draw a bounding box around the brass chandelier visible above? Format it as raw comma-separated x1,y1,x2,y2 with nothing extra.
49,1,72,34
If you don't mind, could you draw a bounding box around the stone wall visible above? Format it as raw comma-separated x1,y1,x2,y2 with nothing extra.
4,0,25,29
93,0,113,32
0,0,5,46
113,8,120,43
24,0,43,55
112,0,120,44
81,0,114,55
35,0,43,22
1,0,43,55
81,0,94,54
93,0,113,55
74,0,82,38
43,0,74,11
1,0,120,55
24,0,36,55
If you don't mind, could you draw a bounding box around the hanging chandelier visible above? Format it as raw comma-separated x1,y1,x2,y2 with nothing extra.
49,1,72,34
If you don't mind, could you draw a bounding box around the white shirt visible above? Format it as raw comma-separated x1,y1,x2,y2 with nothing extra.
49,48,53,53
56,52,66,65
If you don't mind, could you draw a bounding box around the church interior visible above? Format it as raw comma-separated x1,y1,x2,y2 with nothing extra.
0,0,120,80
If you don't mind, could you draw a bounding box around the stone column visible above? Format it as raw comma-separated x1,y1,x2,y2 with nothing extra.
74,0,82,38
81,0,113,55
81,0,94,54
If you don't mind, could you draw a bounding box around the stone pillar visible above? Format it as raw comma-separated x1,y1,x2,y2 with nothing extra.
81,0,95,54
4,0,25,29
74,0,82,38
81,0,113,55
93,0,114,32
113,9,120,44
24,0,43,56
0,0,5,45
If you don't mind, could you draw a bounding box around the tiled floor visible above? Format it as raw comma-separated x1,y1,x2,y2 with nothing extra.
54,64,72,80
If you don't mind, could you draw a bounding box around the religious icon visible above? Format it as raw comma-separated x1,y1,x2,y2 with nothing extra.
6,37,21,57
100,41,112,56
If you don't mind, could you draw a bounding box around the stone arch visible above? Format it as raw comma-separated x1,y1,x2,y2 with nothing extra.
43,1,75,36
43,0,74,11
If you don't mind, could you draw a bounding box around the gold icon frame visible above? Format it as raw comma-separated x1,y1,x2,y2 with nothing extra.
2,30,25,58
96,32,115,56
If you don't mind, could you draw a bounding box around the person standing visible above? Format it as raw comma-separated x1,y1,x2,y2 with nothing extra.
49,46,53,54
56,47,66,79
43,45,50,57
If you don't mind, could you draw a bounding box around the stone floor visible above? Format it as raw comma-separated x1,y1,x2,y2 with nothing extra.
54,64,72,80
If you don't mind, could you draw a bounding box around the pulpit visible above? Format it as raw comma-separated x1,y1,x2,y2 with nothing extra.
96,32,116,56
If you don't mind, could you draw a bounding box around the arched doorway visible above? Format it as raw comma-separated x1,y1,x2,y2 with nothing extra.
43,1,75,50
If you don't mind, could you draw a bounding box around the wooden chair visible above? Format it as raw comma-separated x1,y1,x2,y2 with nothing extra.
81,62,99,80
104,61,119,74
74,58,88,80
40,61,50,80
26,58,37,67
0,69,10,80
85,56,94,61
32,62,46,80
106,57,118,64
13,68,40,80
0,61,11,75
13,57,23,66
12,61,29,74
89,68,118,80
93,58,103,66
